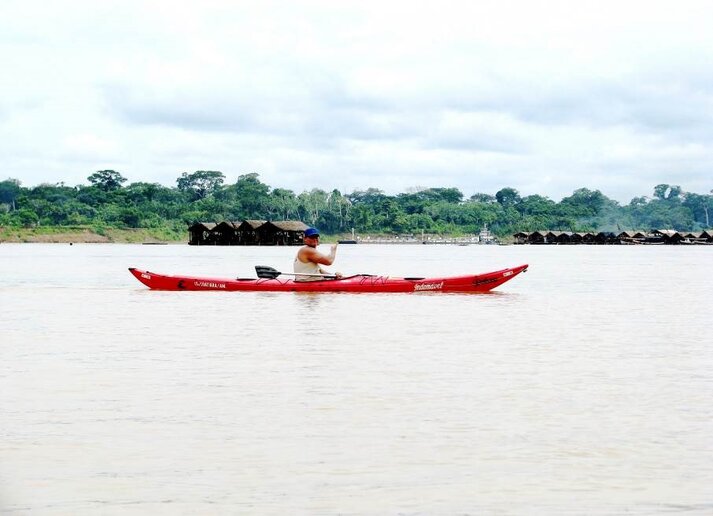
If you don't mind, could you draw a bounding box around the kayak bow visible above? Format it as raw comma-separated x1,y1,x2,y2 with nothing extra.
128,264,528,293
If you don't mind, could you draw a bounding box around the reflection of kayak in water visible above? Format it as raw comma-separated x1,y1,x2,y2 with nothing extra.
128,264,528,293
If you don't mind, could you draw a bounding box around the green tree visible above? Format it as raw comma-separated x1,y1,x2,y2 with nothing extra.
423,187,463,204
330,189,352,231
495,187,521,208
176,171,225,201
519,195,556,216
559,188,607,216
76,185,109,206
13,208,39,227
653,184,682,201
0,178,22,210
268,188,299,220
682,192,713,227
348,188,387,206
88,170,127,191
624,195,693,230
469,192,496,203
222,173,271,217
125,182,163,204
298,189,329,226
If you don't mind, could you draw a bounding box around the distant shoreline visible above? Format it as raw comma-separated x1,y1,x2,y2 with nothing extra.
0,227,186,244
0,226,498,245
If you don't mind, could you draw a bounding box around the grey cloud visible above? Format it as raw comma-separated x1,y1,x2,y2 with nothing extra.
478,78,713,142
102,78,531,157
102,81,422,143
419,119,528,154
102,84,255,132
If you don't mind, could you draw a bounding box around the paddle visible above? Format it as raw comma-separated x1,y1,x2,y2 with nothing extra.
255,265,336,280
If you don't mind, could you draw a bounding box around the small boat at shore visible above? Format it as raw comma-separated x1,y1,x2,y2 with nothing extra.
128,264,528,293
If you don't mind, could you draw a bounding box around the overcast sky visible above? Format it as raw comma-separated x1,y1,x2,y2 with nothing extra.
1,0,711,202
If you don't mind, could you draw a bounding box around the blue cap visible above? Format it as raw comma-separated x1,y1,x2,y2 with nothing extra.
304,227,320,237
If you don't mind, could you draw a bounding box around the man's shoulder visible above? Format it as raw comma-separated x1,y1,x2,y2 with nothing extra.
297,245,316,258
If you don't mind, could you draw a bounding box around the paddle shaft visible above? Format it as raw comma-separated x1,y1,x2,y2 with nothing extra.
275,271,336,278
255,265,336,279
255,265,373,280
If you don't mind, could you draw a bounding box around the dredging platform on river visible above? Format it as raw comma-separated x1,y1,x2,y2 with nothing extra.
513,229,713,245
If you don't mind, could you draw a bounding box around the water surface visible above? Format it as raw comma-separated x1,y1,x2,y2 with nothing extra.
1,243,711,514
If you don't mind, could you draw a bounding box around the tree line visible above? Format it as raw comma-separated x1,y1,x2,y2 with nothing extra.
0,170,711,237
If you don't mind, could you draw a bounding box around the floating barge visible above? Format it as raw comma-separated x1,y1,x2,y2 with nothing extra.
188,220,308,245
513,230,713,245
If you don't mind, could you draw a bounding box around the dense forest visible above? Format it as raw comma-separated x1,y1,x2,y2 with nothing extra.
1,171,711,238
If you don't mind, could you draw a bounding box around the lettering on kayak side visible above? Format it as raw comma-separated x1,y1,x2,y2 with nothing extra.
414,282,444,291
141,273,151,279
474,277,498,286
503,270,514,277
194,281,226,289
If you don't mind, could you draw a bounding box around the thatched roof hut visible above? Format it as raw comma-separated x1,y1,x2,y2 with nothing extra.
257,220,309,245
211,221,242,245
233,220,267,245
512,229,710,245
188,222,218,245
513,231,529,244
594,231,617,244
237,220,267,230
528,231,548,244
187,219,309,245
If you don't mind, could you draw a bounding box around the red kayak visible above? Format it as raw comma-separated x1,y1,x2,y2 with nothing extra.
128,264,528,293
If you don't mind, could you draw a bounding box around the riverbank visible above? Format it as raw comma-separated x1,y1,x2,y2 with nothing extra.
0,226,186,244
0,226,511,245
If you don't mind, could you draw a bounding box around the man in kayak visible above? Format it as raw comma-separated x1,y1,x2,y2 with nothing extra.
294,227,342,281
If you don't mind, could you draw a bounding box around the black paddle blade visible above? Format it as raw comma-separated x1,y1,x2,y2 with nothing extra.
255,265,280,279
